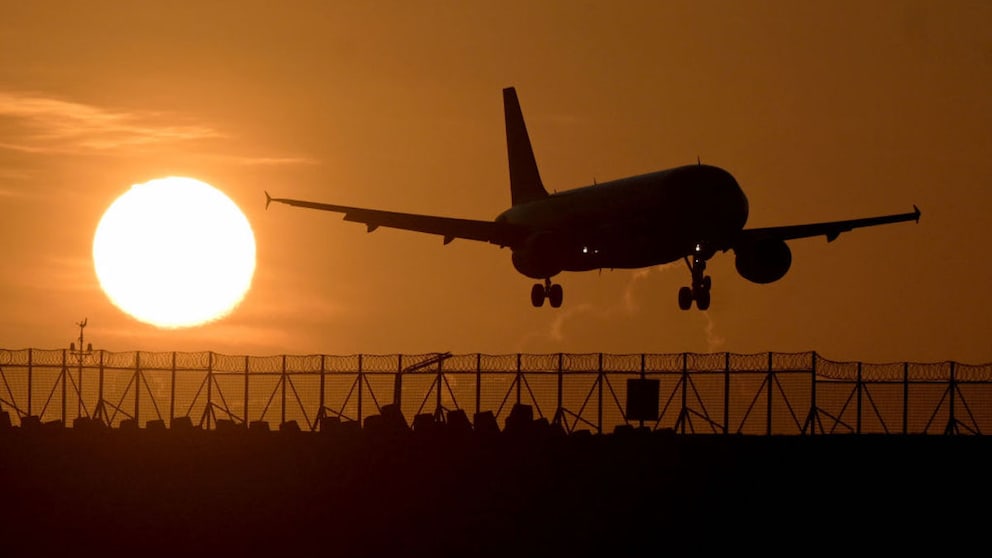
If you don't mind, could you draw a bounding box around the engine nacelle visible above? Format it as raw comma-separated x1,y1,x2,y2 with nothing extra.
733,238,792,284
511,232,564,279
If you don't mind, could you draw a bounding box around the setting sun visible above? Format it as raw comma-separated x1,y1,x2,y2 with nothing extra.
92,177,256,328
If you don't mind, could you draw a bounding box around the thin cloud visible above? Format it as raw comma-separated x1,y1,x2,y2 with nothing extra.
215,154,320,167
0,91,314,165
0,92,221,154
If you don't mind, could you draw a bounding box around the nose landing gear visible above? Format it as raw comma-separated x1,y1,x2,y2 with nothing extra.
531,278,563,308
678,254,712,311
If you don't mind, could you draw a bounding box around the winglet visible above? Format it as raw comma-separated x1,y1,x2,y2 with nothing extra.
265,191,272,210
913,204,921,223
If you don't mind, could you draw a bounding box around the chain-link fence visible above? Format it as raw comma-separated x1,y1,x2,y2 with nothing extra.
1,349,989,435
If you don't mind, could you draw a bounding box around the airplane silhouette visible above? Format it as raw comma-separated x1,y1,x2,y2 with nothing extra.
267,87,920,310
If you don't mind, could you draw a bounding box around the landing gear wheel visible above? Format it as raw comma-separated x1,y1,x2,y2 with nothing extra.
548,284,563,308
682,252,714,311
694,288,711,311
530,283,545,307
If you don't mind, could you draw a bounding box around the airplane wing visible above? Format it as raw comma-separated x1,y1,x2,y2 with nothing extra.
741,205,921,243
265,192,527,247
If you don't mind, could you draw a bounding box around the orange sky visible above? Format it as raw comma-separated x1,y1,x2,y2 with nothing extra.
1,1,989,364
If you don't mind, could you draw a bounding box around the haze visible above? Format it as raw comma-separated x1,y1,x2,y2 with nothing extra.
1,1,989,364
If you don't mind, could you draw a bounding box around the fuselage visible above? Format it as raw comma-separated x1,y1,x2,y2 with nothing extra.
269,86,919,310
495,164,749,277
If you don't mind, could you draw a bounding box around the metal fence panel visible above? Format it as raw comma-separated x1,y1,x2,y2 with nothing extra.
0,350,989,436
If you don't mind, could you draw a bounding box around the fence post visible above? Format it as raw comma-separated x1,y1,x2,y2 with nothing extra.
809,352,818,435
61,349,67,425
902,362,909,435
357,354,363,425
244,356,250,428
597,353,604,435
169,352,176,426
555,353,563,427
206,352,213,429
946,362,957,435
766,353,773,436
639,354,646,429
724,353,730,435
27,348,32,418
393,356,403,409
97,350,106,425
856,362,863,435
516,354,522,405
77,346,83,420
680,353,688,435
318,355,326,428
281,354,287,427
134,351,141,427
437,356,445,419
475,353,481,419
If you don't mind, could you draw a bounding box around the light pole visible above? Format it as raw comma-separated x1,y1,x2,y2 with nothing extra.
69,318,93,420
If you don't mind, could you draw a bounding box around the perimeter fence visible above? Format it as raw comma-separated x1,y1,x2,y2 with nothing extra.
0,349,989,435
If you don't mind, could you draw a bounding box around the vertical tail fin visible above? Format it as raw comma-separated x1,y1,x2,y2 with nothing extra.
503,87,548,206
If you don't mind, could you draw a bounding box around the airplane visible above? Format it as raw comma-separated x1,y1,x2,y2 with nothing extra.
266,87,920,310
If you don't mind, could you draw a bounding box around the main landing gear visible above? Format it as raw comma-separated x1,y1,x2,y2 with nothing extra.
531,278,563,308
678,254,711,311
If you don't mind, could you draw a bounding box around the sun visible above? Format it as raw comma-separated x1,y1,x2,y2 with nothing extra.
93,177,256,329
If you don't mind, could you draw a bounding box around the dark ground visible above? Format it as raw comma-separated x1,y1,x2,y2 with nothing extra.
1,411,990,557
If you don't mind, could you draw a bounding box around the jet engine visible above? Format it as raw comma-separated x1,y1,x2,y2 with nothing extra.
733,238,792,284
511,232,564,279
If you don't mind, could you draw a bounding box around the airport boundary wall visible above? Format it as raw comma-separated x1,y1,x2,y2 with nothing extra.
0,349,989,435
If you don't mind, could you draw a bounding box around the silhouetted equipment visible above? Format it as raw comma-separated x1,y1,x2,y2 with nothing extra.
119,418,138,431
250,420,270,432
216,419,238,432
21,415,41,430
473,411,500,436
0,411,11,430
412,413,438,434
340,419,361,437
505,403,534,435
266,86,921,310
171,416,194,431
363,413,384,434
445,409,473,435
365,404,409,439
532,417,553,439
146,419,166,432
73,416,104,432
614,424,635,436
626,379,660,422
380,403,408,430
319,416,342,434
280,420,301,432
